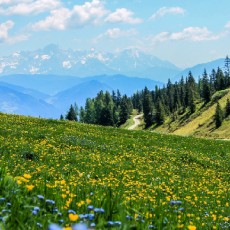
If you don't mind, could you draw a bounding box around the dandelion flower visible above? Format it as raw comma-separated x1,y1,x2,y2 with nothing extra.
69,213,79,222
26,184,34,191
188,226,196,230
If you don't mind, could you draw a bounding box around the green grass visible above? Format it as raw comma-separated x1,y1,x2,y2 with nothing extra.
120,110,138,129
153,89,230,139
0,113,229,229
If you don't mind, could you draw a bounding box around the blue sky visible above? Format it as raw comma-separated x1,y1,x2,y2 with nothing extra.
0,0,230,68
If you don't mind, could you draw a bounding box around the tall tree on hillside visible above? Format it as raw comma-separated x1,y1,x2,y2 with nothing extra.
215,67,225,90
155,98,165,125
215,102,223,128
100,91,114,126
179,77,186,112
94,91,105,124
225,98,230,117
119,96,130,125
143,87,154,128
166,79,175,112
66,104,77,121
210,69,216,95
79,106,86,123
202,69,211,103
84,98,96,124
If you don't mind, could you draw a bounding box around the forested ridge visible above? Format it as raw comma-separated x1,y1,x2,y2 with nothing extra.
64,56,230,129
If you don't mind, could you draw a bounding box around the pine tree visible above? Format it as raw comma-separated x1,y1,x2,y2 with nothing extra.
202,69,211,103
188,91,196,114
155,99,165,125
225,55,230,76
65,104,77,121
100,91,114,126
143,87,154,128
60,114,64,120
225,99,230,117
119,97,129,125
215,102,223,128
84,98,96,124
79,106,86,123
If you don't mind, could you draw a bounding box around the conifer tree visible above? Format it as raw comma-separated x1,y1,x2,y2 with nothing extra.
100,91,114,126
202,69,211,103
84,98,96,124
225,98,230,117
65,104,77,121
215,102,223,128
189,92,196,114
79,106,86,123
119,97,129,125
155,99,165,125
143,87,154,128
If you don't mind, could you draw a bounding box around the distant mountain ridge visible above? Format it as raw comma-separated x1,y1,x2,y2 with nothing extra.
0,74,162,118
174,58,226,81
0,44,181,82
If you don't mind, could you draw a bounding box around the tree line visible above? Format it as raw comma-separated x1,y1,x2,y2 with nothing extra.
63,90,133,127
64,56,230,129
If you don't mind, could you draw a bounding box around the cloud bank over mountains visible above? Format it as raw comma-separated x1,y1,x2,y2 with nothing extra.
0,0,230,67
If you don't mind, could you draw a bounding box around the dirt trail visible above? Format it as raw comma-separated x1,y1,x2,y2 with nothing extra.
128,114,142,130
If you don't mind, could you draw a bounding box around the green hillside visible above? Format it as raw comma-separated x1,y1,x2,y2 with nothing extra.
152,89,230,139
0,113,229,229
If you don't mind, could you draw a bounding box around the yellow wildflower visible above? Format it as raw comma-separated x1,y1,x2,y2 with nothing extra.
69,213,79,222
188,226,196,230
23,174,31,179
26,184,34,191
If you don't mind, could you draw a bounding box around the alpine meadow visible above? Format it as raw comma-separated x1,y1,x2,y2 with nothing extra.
1,0,230,229
0,113,229,229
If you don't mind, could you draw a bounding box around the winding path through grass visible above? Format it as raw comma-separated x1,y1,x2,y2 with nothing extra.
128,114,142,130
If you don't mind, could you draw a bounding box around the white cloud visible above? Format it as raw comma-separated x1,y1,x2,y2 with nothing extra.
31,8,70,31
31,0,108,31
150,7,185,20
0,20,14,42
0,0,61,15
0,20,29,44
151,27,223,43
105,8,142,24
97,27,137,40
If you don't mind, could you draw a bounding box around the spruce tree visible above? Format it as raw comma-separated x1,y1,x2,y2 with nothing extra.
84,98,96,124
79,106,86,123
215,102,223,128
225,99,230,117
119,97,129,125
65,104,77,121
143,87,154,128
202,69,211,103
155,99,165,125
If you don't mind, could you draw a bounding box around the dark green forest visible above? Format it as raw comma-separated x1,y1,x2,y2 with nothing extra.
65,56,230,129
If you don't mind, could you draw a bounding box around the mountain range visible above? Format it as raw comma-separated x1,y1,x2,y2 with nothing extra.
0,74,162,118
0,44,181,82
0,45,228,118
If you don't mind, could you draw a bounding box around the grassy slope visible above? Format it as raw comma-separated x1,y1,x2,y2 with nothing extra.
0,113,229,229
154,89,230,139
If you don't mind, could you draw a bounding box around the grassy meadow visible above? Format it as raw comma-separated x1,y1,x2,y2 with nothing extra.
0,113,229,229
152,89,230,140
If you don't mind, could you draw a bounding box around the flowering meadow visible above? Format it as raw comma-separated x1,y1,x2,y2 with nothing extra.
0,113,229,229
